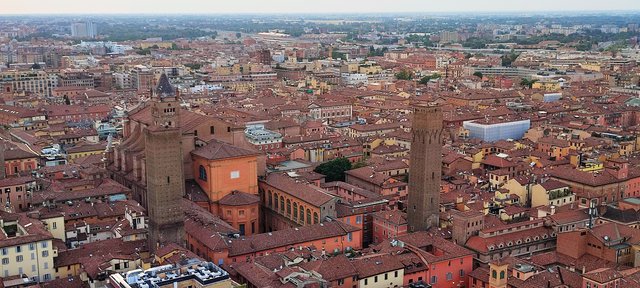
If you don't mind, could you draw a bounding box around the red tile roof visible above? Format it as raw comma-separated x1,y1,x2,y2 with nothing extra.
218,191,260,206
351,254,404,279
299,255,358,282
228,221,359,257
191,139,261,160
262,173,336,207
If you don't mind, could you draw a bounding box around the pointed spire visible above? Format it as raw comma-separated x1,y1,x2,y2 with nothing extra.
155,73,175,98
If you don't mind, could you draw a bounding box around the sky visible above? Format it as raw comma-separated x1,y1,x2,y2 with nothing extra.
3,0,640,15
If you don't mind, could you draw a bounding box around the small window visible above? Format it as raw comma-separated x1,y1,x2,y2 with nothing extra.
199,165,207,181
230,171,240,179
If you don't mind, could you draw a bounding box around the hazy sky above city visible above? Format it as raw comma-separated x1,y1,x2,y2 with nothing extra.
3,0,640,14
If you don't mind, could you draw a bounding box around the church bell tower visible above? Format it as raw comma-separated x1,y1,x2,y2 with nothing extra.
145,73,185,252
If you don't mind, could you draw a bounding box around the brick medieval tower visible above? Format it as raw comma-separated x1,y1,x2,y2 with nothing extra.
407,104,443,232
145,73,185,252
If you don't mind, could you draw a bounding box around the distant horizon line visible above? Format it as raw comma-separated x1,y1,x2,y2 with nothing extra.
1,10,640,17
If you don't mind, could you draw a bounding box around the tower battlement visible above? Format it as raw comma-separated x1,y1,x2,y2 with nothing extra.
407,104,443,232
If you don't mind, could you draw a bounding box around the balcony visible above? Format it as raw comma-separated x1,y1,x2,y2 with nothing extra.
548,189,572,201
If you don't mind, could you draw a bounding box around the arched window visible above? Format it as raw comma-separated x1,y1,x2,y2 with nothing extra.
313,212,319,224
492,270,497,279
286,199,291,216
293,203,298,220
499,271,505,279
299,205,304,223
280,196,284,213
268,191,272,207
198,165,207,181
274,193,279,210
307,209,311,225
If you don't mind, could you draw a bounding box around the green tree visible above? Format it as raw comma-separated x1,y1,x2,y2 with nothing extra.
135,48,151,55
314,158,352,182
351,160,367,170
395,69,414,80
419,73,441,84
461,37,488,49
236,32,242,39
473,71,483,79
332,51,347,60
185,63,202,70
501,50,520,67
520,78,538,89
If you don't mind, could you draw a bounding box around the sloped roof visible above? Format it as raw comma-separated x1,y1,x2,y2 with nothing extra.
155,73,175,98
219,191,260,206
191,139,260,160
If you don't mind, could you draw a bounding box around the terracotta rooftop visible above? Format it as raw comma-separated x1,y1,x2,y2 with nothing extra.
228,221,359,257
583,268,623,283
191,139,260,161
262,173,336,207
299,255,358,282
218,191,260,206
371,210,407,226
351,253,404,279
0,211,53,249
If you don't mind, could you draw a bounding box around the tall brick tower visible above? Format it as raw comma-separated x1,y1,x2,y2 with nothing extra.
146,73,184,252
407,104,443,232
